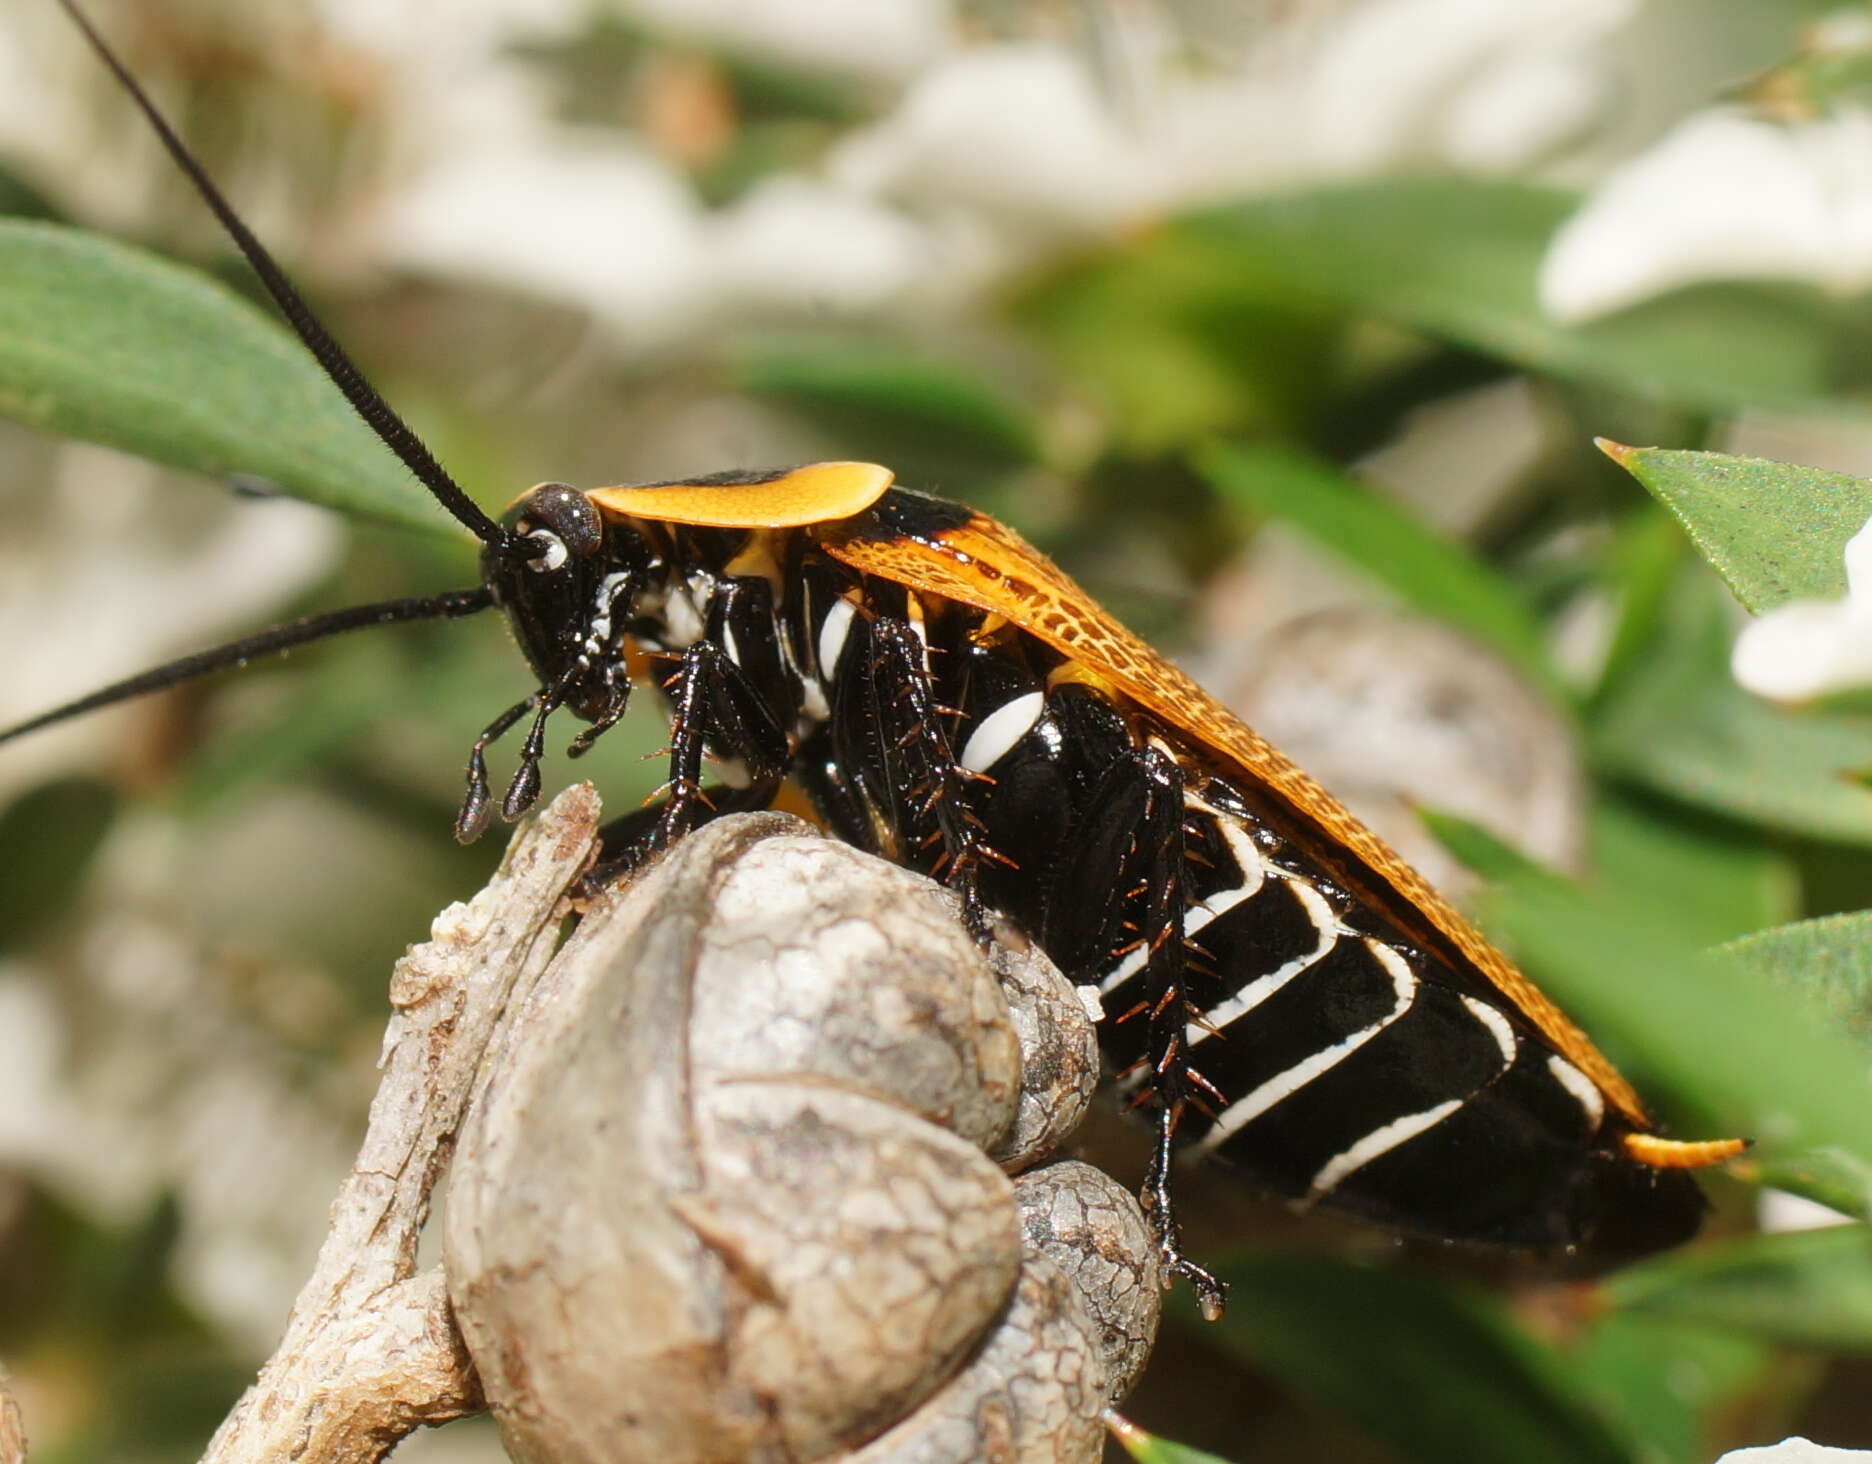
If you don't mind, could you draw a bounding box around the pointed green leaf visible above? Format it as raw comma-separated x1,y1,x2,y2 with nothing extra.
1600,444,1872,613
1721,913,1872,1046
0,219,461,537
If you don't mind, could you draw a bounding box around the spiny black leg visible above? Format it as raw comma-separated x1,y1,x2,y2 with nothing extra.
1145,1099,1228,1321
456,693,537,843
579,601,793,895
868,616,1000,942
1132,743,1228,1320
648,642,717,847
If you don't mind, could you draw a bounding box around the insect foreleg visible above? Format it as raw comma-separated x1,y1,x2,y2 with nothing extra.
584,583,796,894
456,692,542,842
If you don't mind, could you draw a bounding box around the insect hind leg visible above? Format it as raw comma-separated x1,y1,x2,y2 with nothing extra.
1052,740,1228,1317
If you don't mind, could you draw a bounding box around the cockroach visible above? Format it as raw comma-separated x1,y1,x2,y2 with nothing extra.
2,0,1744,1318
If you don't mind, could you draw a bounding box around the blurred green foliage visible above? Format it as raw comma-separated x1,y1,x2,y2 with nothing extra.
4,3,1872,1462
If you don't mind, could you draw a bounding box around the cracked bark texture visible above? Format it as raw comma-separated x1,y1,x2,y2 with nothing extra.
446,811,1160,1464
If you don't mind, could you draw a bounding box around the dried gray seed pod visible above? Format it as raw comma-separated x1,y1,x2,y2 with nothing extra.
445,813,1153,1464
1014,1161,1162,1403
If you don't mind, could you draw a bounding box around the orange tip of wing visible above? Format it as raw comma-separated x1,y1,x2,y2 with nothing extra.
588,461,894,528
1622,1133,1750,1170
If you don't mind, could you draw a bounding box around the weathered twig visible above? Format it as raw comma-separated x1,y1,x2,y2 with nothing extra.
0,1365,25,1464
200,783,604,1463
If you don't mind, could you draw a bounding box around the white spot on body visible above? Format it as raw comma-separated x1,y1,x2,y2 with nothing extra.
662,582,706,649
817,596,857,679
959,691,1045,772
1195,938,1419,1152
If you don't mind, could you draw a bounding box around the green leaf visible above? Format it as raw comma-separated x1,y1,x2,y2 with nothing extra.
1608,1226,1872,1353
1600,444,1872,613
1013,235,1339,452
1722,912,1872,1046
1575,1315,1770,1464
0,219,461,536
1195,440,1557,691
1593,644,1872,847
1196,1253,1637,1464
1588,794,1797,947
736,343,1042,496
1186,180,1872,416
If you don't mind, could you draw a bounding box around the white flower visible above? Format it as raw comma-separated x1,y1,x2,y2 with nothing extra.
1717,1440,1872,1463
834,44,1168,237
1541,106,1872,322
385,130,708,351
709,176,933,319
1302,0,1637,175
1731,514,1872,701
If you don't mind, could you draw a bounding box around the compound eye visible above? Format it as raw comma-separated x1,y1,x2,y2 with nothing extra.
513,483,603,570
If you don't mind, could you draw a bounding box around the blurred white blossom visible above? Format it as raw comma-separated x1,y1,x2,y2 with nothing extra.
710,175,935,318
0,448,342,799
376,0,1646,332
1541,106,1872,322
1301,0,1637,174
1731,514,1872,701
1717,1441,1872,1463
385,133,709,350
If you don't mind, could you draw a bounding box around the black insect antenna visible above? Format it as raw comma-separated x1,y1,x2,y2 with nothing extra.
56,0,509,549
0,589,495,749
